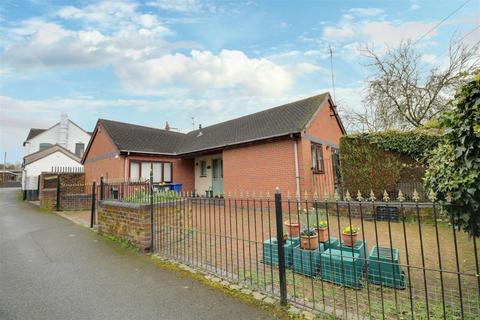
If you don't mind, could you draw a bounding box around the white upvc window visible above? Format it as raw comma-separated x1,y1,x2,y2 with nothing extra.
129,160,173,183
163,162,172,182
130,162,140,180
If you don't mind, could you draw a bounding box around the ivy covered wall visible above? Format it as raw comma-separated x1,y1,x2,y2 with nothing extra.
339,130,441,196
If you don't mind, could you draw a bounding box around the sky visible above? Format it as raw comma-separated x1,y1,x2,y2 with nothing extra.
0,0,479,163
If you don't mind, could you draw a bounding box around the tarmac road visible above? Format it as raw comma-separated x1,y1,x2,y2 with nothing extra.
0,188,275,320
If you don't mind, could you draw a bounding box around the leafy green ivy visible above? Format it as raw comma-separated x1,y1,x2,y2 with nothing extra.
425,74,480,237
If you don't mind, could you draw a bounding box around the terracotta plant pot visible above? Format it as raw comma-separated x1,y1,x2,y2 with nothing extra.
301,234,319,250
342,232,358,247
316,227,329,243
284,221,300,237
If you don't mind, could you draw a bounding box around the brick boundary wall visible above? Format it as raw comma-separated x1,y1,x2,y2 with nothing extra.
40,188,57,210
97,201,152,252
97,200,186,252
39,173,87,210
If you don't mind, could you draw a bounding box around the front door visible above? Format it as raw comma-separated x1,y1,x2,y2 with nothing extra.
212,159,224,196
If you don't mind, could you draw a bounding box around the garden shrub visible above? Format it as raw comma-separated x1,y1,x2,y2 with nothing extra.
340,130,440,197
424,74,480,237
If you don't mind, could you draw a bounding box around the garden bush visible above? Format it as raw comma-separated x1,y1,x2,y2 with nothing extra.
340,130,440,196
424,74,480,237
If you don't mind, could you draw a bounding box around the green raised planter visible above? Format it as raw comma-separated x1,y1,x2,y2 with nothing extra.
367,246,406,289
320,249,363,289
338,240,368,270
262,237,296,267
292,244,325,276
288,236,300,246
324,237,340,250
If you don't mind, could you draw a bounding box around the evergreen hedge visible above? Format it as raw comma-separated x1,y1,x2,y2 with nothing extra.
339,130,441,197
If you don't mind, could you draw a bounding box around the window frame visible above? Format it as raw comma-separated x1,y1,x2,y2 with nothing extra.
199,160,207,177
128,160,173,183
311,142,325,174
75,142,85,157
129,161,141,180
39,143,52,151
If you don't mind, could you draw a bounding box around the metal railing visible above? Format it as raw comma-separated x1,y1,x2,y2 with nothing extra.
152,189,479,320
53,177,480,319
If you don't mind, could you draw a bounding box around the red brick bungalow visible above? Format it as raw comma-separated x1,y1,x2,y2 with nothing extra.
82,93,346,197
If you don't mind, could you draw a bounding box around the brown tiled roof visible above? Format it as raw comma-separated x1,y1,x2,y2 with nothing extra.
176,93,329,154
95,93,333,156
98,119,186,154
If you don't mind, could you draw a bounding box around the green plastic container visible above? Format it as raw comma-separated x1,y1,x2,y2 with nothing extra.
367,246,406,289
338,240,368,270
292,244,325,276
288,236,300,246
320,249,363,289
324,237,340,250
262,237,296,267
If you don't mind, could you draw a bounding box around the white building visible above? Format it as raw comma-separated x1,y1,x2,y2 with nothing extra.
22,114,91,199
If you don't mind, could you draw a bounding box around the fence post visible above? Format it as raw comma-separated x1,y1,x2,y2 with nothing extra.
90,181,96,228
275,189,287,306
149,168,154,253
56,175,61,211
100,176,104,200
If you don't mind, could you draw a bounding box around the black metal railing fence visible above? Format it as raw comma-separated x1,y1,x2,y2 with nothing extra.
54,177,479,319
152,190,479,320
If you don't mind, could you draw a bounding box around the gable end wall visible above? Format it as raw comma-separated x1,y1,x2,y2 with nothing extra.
83,125,124,183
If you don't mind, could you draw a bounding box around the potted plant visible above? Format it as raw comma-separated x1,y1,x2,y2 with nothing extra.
314,220,329,243
283,232,289,243
284,220,300,237
342,225,360,247
300,227,319,250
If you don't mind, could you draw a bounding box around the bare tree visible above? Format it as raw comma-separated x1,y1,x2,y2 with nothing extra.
345,38,479,131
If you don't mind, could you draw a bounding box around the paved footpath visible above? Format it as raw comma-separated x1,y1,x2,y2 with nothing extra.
0,188,275,320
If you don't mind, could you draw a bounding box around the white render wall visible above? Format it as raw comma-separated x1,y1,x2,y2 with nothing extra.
24,121,90,156
22,151,83,190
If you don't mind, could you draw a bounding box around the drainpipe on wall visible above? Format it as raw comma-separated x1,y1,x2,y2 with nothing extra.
293,139,301,202
124,152,129,181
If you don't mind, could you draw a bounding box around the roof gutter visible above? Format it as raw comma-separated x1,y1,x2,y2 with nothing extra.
293,138,301,202
119,150,176,156
177,131,302,157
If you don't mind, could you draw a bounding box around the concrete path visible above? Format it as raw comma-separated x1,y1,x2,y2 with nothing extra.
0,188,275,320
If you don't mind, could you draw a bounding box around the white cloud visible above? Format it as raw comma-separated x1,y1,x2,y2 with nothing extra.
56,0,164,31
323,15,356,39
410,4,421,11
1,0,315,97
147,0,213,13
421,53,438,64
322,15,439,51
348,7,384,17
114,49,295,96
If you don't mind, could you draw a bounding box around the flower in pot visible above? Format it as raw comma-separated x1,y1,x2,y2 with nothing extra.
300,227,319,250
283,232,289,243
284,220,300,237
342,225,360,247
314,220,329,243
